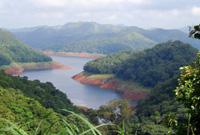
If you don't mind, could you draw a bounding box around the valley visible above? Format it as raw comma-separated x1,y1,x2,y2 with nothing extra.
0,21,200,134
22,56,121,109
1,0,200,133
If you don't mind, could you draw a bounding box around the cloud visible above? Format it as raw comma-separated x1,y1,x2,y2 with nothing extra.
31,0,66,7
0,0,200,28
192,7,200,16
30,0,150,8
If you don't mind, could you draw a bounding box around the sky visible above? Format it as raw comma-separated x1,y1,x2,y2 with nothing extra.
0,0,200,29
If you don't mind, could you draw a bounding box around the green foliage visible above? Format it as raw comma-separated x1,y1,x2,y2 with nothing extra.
84,40,198,88
0,71,76,113
0,53,11,66
0,88,112,135
97,100,133,123
0,76,118,135
82,100,135,135
135,68,190,134
134,52,200,135
1,25,200,134
136,77,179,116
82,40,200,134
175,52,200,134
139,124,169,135
189,24,200,39
0,88,65,134
62,109,113,135
117,41,198,87
84,51,132,74
0,28,52,67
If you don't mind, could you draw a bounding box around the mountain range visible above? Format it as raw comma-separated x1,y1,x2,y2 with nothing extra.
11,22,200,54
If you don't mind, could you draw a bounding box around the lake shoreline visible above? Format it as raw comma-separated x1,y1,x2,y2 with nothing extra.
72,72,149,101
22,56,120,108
3,61,72,75
43,51,105,59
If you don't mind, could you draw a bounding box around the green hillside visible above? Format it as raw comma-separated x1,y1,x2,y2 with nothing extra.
0,87,65,134
0,71,104,134
0,86,105,135
84,41,198,87
0,71,76,113
84,51,132,74
116,41,198,87
82,40,199,134
0,28,52,67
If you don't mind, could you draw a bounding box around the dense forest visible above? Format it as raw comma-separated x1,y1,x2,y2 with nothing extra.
12,22,200,54
84,51,132,74
116,41,198,87
0,87,66,134
0,28,52,67
84,41,198,87
0,71,76,113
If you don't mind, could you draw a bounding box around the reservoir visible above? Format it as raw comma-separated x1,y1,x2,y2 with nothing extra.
23,56,121,109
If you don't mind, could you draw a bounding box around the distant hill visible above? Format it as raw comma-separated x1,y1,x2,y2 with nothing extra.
84,40,198,87
12,22,200,54
0,28,52,66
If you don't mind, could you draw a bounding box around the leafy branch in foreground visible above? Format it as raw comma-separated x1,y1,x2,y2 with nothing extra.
175,53,200,134
0,109,117,135
61,109,114,135
189,24,200,39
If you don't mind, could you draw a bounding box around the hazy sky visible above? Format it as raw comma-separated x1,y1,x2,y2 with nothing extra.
0,0,200,29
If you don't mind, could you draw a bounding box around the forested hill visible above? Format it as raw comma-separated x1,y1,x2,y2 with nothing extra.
0,28,52,66
84,40,198,87
0,71,83,134
12,22,200,54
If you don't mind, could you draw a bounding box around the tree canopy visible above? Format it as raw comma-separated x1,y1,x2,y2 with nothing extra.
189,24,200,39
175,52,200,134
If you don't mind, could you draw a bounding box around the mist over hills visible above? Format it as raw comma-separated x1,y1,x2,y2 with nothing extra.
11,22,199,54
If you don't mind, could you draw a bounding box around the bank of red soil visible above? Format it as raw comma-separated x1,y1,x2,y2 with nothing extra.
43,51,104,59
4,62,72,76
72,73,149,101
4,66,23,76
